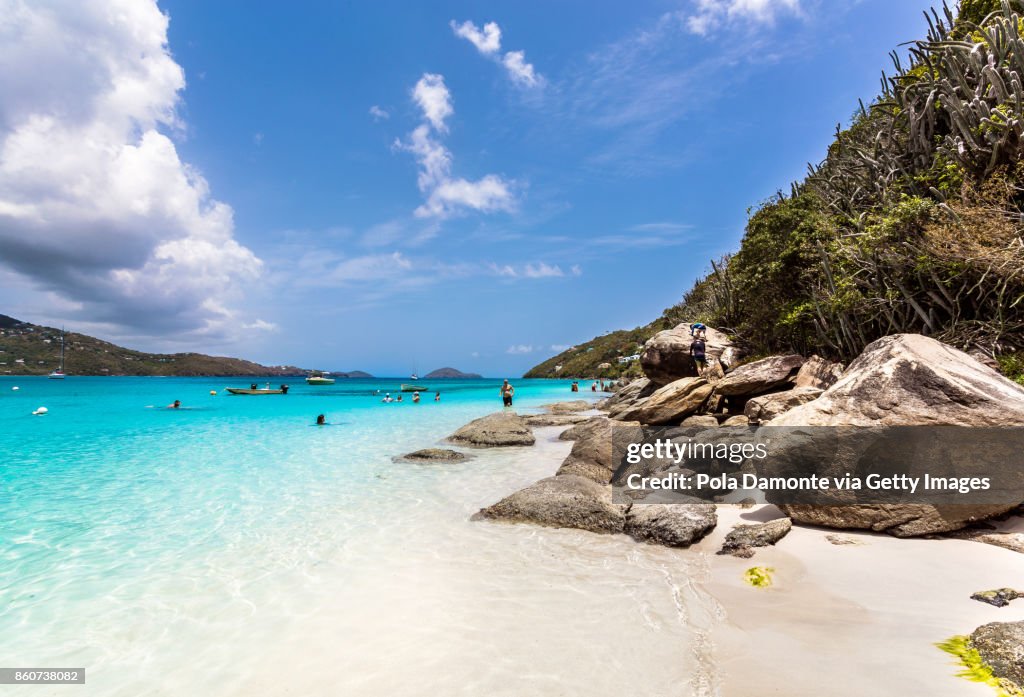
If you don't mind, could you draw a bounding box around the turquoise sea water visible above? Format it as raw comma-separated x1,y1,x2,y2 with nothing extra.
3,377,716,697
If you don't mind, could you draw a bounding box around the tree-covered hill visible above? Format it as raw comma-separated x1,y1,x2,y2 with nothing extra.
528,0,1024,382
0,314,306,377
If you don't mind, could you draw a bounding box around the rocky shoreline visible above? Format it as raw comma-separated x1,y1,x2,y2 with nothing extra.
404,324,1024,694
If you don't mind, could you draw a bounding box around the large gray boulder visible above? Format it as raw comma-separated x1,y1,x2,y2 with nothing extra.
447,412,535,447
969,622,1024,693
744,386,823,424
772,334,1024,427
768,334,1024,536
714,354,806,397
606,378,656,421
624,503,717,547
556,417,642,484
793,355,843,390
638,377,714,425
640,323,735,386
474,475,626,534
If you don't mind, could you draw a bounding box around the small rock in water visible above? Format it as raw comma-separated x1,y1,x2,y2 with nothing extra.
971,588,1024,608
396,448,471,463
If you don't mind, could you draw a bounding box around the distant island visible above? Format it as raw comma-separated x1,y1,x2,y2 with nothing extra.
0,314,317,377
333,370,374,378
423,367,482,379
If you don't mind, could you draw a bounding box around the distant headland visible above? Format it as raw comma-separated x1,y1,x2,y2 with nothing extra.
0,314,374,378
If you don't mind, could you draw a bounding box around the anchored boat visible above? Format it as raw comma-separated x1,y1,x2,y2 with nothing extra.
226,383,289,395
400,384,429,392
305,371,335,385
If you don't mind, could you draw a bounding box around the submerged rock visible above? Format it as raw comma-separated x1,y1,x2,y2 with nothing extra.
969,622,1024,692
624,503,717,547
718,518,792,558
474,475,626,534
397,448,472,463
971,588,1024,608
714,354,806,397
447,412,536,448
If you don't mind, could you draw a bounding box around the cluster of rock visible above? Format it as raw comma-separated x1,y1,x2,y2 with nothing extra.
467,324,1024,556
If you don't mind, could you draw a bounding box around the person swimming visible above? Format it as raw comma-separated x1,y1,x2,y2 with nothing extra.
396,395,403,402
412,392,421,403
382,393,393,403
316,414,326,425
169,399,181,409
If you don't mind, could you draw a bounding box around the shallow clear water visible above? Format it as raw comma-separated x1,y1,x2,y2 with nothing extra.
0,377,708,696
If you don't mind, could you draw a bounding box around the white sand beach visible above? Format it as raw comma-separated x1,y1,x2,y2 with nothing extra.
222,425,1024,697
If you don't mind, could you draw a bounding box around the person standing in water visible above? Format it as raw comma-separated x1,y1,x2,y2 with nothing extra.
434,392,441,401
412,392,421,403
316,414,326,425
571,381,579,392
500,380,514,407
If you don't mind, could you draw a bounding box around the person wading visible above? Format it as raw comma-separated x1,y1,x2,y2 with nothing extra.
500,380,515,407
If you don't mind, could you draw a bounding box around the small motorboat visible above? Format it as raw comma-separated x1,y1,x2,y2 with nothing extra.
401,384,429,392
227,383,289,395
306,371,335,385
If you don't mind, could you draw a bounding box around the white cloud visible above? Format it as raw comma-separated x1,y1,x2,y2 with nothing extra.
450,19,543,88
450,20,501,55
628,221,692,232
570,264,583,276
369,105,390,121
411,74,453,132
550,344,571,352
396,74,515,219
0,0,263,341
684,0,801,35
506,344,535,354
501,51,540,88
253,132,264,146
522,262,564,278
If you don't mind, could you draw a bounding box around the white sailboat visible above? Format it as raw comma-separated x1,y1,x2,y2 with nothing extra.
48,328,66,379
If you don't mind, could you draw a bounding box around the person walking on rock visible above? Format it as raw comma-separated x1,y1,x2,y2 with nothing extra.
690,336,707,375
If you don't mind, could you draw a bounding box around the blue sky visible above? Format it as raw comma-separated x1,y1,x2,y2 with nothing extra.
0,0,934,376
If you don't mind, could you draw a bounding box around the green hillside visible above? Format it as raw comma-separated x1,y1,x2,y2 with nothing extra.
524,307,687,379
0,314,306,377
528,0,1024,380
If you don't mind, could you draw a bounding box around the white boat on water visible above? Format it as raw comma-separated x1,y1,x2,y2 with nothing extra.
306,371,335,385
48,328,66,379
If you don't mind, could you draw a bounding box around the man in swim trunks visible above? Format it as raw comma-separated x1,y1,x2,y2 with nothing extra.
500,380,514,407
